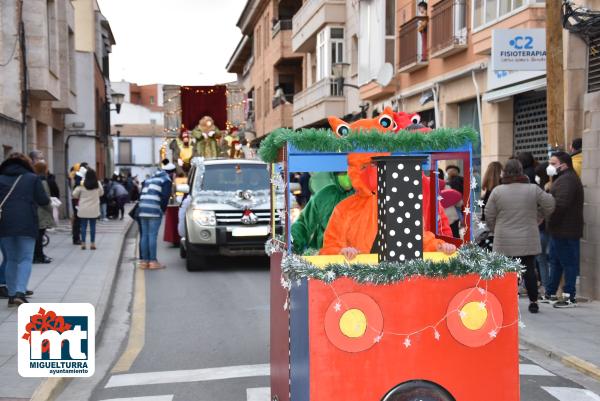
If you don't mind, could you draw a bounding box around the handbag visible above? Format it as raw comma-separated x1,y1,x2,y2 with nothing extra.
128,202,139,220
50,196,62,208
0,175,23,221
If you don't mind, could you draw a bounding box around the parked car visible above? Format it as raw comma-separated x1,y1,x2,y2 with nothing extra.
179,158,284,271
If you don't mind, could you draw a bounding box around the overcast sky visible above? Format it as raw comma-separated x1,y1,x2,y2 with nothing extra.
98,0,247,86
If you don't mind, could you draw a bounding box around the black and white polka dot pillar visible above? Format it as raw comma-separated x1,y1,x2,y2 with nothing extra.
373,156,427,263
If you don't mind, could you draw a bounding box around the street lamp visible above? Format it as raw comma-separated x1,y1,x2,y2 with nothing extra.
111,92,125,114
332,62,359,95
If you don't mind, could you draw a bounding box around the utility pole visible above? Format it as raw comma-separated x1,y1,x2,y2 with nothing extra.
546,0,565,150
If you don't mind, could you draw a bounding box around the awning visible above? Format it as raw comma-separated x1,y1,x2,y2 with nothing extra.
482,77,547,103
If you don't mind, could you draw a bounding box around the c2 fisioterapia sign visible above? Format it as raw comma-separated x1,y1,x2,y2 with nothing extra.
492,29,546,71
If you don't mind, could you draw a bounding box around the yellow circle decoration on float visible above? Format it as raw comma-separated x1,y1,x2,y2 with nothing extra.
339,309,367,338
460,301,488,331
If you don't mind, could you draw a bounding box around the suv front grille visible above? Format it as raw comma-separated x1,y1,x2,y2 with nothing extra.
215,210,279,225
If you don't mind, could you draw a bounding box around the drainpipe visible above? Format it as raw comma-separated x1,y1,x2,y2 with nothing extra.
472,69,484,150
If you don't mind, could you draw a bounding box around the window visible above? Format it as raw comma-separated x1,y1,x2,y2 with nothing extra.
150,96,155,105
256,25,262,58
358,0,386,85
256,86,262,119
473,0,536,29
316,27,344,81
385,0,396,67
68,28,76,90
47,0,58,74
588,34,600,92
317,30,326,80
264,79,270,116
118,140,132,164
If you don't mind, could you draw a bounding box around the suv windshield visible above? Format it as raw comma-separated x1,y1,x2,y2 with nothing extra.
200,164,270,191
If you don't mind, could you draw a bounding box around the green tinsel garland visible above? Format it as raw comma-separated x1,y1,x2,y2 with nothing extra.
259,127,479,163
281,244,522,285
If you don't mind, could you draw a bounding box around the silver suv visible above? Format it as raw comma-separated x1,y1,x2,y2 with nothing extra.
179,158,283,271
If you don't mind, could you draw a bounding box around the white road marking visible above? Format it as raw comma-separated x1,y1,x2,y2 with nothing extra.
519,363,555,376
246,387,270,401
99,396,173,401
105,364,270,388
542,387,600,401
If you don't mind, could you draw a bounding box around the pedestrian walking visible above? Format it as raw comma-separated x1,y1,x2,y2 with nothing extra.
542,151,584,308
72,169,103,250
478,161,502,250
534,162,552,290
517,152,536,184
100,178,110,221
32,161,55,264
0,153,50,306
137,161,175,270
70,162,88,245
109,177,129,220
484,159,555,313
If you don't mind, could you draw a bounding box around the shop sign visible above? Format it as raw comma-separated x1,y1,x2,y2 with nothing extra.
492,29,546,71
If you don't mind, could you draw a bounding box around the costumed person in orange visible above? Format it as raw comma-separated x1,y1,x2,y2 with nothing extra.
320,108,456,260
319,152,456,260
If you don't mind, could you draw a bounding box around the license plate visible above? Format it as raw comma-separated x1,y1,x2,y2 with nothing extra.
232,226,269,237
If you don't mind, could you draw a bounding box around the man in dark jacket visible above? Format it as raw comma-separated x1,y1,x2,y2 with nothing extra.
543,151,584,308
0,153,50,305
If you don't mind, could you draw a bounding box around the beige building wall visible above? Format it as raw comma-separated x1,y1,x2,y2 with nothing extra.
581,92,600,300
73,0,96,52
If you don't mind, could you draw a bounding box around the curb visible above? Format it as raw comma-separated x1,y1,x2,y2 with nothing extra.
29,218,135,401
520,333,600,382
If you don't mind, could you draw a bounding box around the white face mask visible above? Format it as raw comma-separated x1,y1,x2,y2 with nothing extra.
535,175,541,185
546,164,558,177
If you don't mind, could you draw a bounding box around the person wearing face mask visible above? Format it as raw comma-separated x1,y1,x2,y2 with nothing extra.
291,172,355,254
541,152,584,308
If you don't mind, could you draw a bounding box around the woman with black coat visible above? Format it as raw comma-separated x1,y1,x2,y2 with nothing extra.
0,153,50,306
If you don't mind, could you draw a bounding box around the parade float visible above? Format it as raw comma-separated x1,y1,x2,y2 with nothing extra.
261,111,522,401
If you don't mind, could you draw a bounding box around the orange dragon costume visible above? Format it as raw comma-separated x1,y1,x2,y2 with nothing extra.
320,107,451,256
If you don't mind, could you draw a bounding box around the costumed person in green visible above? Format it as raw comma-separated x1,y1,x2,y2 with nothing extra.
291,172,353,254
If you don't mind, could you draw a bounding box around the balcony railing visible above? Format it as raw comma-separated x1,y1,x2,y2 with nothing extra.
293,78,342,111
430,0,467,58
272,19,293,37
398,16,429,72
272,94,294,109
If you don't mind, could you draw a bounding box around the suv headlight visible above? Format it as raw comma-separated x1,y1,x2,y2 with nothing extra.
192,209,216,226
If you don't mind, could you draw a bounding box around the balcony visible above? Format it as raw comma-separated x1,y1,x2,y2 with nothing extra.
269,26,302,66
292,0,345,53
430,0,467,59
272,19,293,37
398,17,429,73
292,78,344,128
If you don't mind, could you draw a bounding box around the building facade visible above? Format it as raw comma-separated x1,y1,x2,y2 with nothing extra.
227,0,303,141
291,0,362,128
0,0,78,211
65,0,115,180
111,81,168,180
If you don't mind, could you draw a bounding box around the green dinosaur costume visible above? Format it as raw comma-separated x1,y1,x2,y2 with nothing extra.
291,173,353,254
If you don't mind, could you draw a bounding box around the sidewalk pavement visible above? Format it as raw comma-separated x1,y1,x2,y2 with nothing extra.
519,297,600,381
0,216,133,400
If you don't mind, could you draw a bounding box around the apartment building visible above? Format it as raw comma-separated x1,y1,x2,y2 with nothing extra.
290,0,362,128
111,81,166,179
226,0,303,141
0,0,78,209
65,0,115,179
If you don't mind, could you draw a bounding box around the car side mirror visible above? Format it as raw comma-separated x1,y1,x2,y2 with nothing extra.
176,184,190,194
